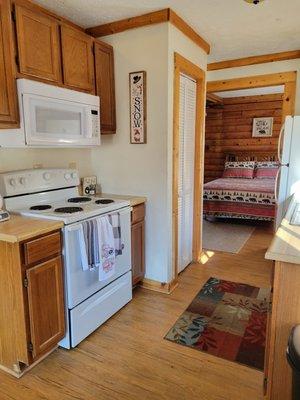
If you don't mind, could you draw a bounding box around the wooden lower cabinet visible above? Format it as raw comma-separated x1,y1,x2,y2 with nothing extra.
26,256,65,360
0,229,65,377
264,261,300,399
131,204,145,286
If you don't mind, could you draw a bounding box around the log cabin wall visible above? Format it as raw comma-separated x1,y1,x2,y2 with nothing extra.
204,93,283,183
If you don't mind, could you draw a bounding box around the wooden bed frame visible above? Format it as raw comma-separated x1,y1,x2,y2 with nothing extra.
225,151,278,162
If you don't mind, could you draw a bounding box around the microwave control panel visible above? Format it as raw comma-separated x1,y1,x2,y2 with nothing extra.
91,109,100,137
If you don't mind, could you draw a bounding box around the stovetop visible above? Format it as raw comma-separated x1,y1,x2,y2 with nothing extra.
10,195,130,225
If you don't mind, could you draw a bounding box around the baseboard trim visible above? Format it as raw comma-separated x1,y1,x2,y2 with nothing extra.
139,277,178,294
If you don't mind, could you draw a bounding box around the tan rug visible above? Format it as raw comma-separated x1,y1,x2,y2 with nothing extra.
202,219,255,253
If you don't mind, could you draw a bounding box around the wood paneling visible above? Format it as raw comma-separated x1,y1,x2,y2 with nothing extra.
0,0,18,127
15,4,62,83
0,225,273,399
86,8,210,54
61,25,94,92
94,41,116,134
266,261,300,399
26,256,65,359
173,53,206,280
208,50,300,71
205,94,283,182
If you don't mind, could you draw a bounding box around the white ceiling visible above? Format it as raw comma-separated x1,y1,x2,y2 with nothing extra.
34,0,300,62
215,85,284,98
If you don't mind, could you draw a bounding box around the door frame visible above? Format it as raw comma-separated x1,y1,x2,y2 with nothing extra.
207,71,297,123
172,53,206,280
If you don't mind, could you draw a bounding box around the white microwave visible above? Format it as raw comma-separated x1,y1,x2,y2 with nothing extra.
0,79,101,147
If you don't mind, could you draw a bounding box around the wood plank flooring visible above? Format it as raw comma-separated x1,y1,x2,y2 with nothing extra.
0,224,273,400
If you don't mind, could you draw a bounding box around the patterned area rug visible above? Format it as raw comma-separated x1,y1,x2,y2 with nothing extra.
165,277,270,370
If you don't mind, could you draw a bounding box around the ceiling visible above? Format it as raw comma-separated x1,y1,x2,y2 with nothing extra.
215,85,284,98
34,0,300,62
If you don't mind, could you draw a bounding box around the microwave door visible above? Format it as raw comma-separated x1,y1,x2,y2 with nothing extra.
22,94,97,146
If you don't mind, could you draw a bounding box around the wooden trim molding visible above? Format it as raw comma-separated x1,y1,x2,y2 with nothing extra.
207,71,296,124
86,8,210,54
173,53,206,280
139,278,178,294
206,93,223,104
207,50,300,71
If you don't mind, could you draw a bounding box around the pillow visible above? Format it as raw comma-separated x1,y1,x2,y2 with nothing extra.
222,161,255,179
255,161,279,179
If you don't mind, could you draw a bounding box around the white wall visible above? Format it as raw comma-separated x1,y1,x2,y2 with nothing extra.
92,24,170,282
0,147,93,176
94,23,208,283
207,59,300,113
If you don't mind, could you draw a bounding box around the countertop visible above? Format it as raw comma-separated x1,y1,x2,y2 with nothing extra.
265,195,300,264
0,215,63,243
100,193,147,207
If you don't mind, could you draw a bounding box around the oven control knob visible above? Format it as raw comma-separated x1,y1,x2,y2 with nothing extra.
43,172,51,181
9,178,16,187
64,173,71,180
19,177,27,185
71,172,78,179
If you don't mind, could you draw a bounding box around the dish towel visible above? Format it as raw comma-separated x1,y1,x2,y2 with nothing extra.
108,212,124,256
81,219,100,270
97,215,116,281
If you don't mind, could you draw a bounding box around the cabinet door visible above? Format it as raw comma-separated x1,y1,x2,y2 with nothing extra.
0,0,18,126
131,220,145,286
26,256,65,359
94,41,116,134
15,5,62,83
61,25,94,92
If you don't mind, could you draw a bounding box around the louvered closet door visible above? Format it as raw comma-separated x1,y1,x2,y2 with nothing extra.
178,74,197,273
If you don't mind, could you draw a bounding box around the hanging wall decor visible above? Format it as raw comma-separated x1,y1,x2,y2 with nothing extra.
129,71,147,144
252,117,273,137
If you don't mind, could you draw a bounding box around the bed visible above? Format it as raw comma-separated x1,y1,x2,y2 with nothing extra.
203,152,278,221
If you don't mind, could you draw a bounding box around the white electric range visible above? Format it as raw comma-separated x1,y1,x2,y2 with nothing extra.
0,168,132,348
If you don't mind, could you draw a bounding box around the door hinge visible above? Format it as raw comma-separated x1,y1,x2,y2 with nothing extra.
28,342,33,352
23,277,28,288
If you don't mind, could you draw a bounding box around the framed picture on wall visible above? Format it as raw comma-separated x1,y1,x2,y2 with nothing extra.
129,71,147,144
252,117,273,137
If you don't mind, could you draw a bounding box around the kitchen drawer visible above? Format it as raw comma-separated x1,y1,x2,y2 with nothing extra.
23,231,61,265
131,203,145,224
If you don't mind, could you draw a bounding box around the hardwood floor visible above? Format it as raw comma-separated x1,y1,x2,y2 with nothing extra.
0,225,273,400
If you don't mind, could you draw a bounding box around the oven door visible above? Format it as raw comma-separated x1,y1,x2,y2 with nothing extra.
63,207,132,309
22,94,100,147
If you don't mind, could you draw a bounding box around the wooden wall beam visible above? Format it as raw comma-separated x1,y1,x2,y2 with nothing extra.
207,71,297,93
206,93,223,104
86,8,210,54
207,50,300,71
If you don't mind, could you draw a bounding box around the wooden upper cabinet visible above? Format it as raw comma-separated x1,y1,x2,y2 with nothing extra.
0,0,18,126
14,5,62,83
61,25,94,92
94,41,116,134
26,256,65,359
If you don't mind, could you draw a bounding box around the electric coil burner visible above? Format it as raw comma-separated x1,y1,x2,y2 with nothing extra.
95,199,114,205
55,206,83,214
68,197,92,203
30,204,52,211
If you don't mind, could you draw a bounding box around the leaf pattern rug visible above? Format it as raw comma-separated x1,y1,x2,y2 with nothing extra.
165,277,270,370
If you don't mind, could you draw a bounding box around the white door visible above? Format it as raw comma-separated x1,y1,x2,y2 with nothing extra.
178,74,197,273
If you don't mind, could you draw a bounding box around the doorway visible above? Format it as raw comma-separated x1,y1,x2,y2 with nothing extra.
172,53,206,280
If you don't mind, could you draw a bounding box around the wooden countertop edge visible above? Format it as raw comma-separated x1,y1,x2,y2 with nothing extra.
100,194,147,207
0,216,63,243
